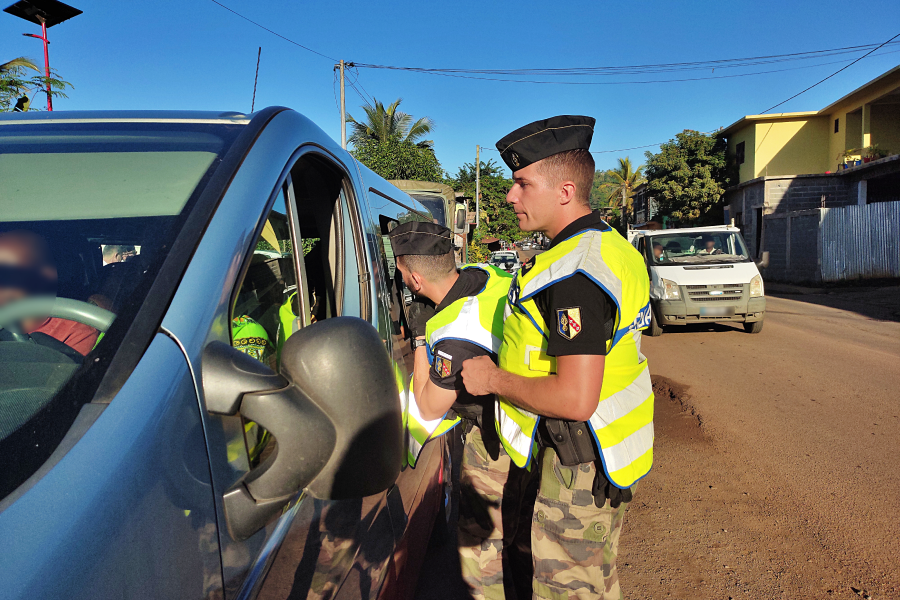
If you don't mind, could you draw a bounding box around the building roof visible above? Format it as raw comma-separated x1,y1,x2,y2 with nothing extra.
719,65,900,138
819,64,900,115
719,112,819,137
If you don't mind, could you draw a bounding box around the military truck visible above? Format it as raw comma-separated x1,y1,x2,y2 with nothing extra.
390,180,469,264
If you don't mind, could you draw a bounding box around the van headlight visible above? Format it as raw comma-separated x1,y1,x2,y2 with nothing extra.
661,278,681,300
750,274,764,297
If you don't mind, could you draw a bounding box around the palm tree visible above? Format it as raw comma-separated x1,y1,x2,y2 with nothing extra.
1,57,40,112
347,98,434,148
599,157,645,221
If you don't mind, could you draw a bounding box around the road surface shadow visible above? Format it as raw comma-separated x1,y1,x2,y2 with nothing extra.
769,288,900,322
648,322,746,335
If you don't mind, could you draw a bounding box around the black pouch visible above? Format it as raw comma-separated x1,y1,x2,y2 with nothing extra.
542,419,599,466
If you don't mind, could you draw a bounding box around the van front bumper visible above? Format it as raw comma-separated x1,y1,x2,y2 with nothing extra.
654,296,765,324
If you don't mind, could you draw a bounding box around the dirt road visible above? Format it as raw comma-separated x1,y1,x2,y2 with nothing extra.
622,294,900,600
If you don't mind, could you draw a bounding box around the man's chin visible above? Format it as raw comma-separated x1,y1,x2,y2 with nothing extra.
516,214,536,231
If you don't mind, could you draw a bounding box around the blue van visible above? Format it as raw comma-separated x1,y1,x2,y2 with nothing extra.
0,108,448,599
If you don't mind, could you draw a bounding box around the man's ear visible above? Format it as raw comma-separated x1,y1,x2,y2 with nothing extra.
558,180,578,206
410,271,425,293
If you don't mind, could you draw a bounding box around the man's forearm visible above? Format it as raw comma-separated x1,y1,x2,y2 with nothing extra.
463,354,604,422
412,342,431,404
486,369,583,419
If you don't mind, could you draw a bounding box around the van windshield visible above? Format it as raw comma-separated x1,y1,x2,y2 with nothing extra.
649,231,750,265
0,120,242,499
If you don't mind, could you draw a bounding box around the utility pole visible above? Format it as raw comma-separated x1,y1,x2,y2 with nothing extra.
475,145,481,229
338,60,347,149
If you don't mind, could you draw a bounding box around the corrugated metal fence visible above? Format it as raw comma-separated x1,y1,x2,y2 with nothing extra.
820,201,900,282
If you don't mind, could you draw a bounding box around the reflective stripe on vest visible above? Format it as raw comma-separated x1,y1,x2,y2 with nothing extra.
405,264,512,467
496,227,654,487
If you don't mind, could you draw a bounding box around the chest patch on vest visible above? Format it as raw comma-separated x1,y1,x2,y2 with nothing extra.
557,307,583,340
434,353,453,378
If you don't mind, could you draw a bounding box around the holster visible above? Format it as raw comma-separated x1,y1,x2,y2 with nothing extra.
538,419,599,467
453,401,501,460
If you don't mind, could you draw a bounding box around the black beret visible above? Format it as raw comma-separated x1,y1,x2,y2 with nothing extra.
495,115,595,172
388,221,452,257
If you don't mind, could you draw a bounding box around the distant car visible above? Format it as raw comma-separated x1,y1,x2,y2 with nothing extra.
489,250,522,273
0,108,448,599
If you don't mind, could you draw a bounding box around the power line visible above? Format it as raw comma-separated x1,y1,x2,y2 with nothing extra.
349,67,376,106
204,2,896,89
760,32,900,113
209,0,337,62
355,51,899,85
355,42,899,76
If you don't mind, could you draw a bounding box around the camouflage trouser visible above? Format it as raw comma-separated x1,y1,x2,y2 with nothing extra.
532,449,630,600
458,425,537,600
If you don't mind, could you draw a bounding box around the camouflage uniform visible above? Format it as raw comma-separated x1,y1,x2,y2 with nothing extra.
458,425,537,600
531,448,630,600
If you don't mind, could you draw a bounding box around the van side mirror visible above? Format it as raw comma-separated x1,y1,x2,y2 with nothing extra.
756,251,770,269
202,317,403,541
454,205,467,234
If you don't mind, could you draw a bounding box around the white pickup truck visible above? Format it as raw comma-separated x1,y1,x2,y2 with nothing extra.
630,226,767,335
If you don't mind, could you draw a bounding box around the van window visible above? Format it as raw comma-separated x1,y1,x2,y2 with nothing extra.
650,231,750,265
368,188,433,371
231,152,354,466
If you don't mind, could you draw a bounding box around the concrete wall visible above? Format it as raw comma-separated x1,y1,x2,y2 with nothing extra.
752,118,830,179
754,210,822,284
727,124,756,183
766,176,852,213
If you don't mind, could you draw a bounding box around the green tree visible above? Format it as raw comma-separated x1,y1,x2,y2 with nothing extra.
644,130,733,224
595,157,645,219
348,98,442,181
347,98,433,148
352,138,443,181
445,159,518,256
1,56,71,112
589,170,619,210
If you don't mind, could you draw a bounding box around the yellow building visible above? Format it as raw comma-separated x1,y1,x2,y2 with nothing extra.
721,65,900,181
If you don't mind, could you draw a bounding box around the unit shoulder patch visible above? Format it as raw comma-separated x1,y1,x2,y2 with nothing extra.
557,307,583,340
434,354,453,378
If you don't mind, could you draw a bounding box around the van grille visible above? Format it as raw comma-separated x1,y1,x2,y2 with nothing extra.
684,283,745,303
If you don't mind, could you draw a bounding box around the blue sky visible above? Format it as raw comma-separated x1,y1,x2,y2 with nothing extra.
3,0,899,176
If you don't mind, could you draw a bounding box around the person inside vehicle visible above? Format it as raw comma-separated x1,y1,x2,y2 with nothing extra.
102,244,135,265
0,230,99,356
696,235,722,255
653,242,665,261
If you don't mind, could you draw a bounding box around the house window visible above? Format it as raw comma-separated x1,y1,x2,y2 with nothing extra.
834,118,839,133
736,141,745,165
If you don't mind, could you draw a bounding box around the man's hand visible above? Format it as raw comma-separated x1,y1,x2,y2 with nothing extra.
461,355,498,397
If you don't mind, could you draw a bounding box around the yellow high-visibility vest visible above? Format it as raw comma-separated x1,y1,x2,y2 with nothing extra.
405,264,512,467
497,225,654,488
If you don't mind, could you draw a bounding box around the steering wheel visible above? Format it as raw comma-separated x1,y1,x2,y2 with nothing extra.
0,297,116,358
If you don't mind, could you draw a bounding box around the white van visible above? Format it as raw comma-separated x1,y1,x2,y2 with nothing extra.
631,226,766,335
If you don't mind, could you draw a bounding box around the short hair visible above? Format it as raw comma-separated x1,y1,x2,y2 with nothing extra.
103,245,124,260
535,149,595,206
397,251,456,283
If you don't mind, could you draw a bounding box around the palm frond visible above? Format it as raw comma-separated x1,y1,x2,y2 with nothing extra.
1,57,39,73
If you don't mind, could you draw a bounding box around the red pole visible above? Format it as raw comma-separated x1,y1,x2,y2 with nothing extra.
41,20,52,111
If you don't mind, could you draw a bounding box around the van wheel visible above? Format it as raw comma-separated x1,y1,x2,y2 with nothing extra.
646,311,663,337
744,320,764,334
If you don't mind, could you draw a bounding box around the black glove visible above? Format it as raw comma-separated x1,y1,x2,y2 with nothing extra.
406,297,436,340
592,467,633,509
